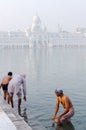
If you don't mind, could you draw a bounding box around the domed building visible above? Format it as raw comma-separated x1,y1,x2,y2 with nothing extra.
27,15,49,47
0,15,86,48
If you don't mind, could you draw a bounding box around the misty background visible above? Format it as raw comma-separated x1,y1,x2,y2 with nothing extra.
0,0,86,32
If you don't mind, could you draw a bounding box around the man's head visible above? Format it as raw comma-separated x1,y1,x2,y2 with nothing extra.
20,74,26,78
8,72,13,76
55,89,63,96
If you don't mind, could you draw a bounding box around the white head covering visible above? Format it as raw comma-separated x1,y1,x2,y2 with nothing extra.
20,74,26,78
55,89,63,94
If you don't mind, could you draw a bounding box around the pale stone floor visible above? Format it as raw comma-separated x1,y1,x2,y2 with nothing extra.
0,107,17,130
0,90,32,130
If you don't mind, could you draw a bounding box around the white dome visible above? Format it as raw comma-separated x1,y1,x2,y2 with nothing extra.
32,15,41,24
31,15,42,33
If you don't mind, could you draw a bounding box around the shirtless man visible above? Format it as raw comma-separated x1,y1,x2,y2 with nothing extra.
0,72,13,102
52,89,74,125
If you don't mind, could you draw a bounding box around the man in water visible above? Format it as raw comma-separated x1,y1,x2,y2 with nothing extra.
52,89,74,125
0,72,13,103
8,74,26,109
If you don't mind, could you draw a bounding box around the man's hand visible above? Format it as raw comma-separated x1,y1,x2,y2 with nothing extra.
23,96,26,101
51,114,61,120
51,115,57,120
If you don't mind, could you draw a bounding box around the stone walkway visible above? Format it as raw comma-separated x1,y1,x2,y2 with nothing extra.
0,91,32,130
0,107,17,130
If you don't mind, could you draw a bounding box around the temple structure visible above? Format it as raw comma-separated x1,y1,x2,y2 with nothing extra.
0,15,86,48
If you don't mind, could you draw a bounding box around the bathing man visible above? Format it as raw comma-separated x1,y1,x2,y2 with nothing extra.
0,72,13,103
8,74,26,109
52,89,74,125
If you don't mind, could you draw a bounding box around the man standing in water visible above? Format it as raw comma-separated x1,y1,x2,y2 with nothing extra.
0,72,13,103
52,89,74,125
8,74,26,109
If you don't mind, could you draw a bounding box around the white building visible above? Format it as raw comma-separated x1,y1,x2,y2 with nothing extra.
0,15,86,48
26,15,49,48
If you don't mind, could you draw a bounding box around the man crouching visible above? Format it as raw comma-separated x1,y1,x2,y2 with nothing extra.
52,89,74,125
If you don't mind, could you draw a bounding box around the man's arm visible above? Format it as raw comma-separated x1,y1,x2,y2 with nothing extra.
0,82,3,88
58,97,70,118
0,83,2,88
52,98,60,120
22,78,26,101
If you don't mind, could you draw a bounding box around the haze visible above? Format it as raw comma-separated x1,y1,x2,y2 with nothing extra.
0,0,86,32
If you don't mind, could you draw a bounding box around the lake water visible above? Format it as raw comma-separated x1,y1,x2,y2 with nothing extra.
0,47,86,130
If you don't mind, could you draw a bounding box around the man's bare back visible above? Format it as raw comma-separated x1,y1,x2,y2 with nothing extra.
1,75,12,85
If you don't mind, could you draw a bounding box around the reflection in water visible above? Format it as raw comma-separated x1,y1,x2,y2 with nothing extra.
18,107,28,123
52,122,75,130
17,104,48,130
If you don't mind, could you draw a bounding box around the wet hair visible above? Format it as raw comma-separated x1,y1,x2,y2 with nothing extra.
8,72,13,76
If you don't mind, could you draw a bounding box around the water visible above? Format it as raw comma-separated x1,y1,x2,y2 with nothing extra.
0,47,86,130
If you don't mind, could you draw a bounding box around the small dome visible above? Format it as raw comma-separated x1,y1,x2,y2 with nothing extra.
26,27,31,32
42,25,47,32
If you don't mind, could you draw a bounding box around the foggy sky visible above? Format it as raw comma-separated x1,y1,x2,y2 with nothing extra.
0,0,86,32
